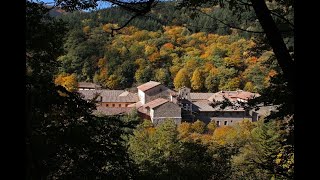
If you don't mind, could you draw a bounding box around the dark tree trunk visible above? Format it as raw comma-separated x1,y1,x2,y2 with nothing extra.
250,0,294,92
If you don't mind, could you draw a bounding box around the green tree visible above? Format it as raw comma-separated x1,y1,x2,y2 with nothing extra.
231,120,289,179
135,65,153,83
155,68,170,85
128,119,180,179
191,120,206,134
205,73,219,92
27,3,136,179
207,121,217,134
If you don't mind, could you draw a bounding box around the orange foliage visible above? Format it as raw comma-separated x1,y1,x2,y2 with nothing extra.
268,69,277,77
162,43,175,50
148,52,161,62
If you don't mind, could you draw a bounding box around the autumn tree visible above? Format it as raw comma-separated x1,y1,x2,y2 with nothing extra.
54,73,78,92
177,122,192,140
191,68,204,91
173,68,190,89
213,126,238,145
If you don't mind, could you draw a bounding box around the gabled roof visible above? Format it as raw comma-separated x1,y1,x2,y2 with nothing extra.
137,81,161,92
78,82,101,89
192,100,245,112
190,93,215,100
78,90,139,102
94,107,132,116
144,98,169,109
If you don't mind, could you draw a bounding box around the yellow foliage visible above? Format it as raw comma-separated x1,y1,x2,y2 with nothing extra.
170,65,181,79
83,26,90,34
97,58,107,68
191,69,204,91
174,68,190,89
106,75,120,89
178,122,192,139
102,23,119,33
213,126,237,145
119,26,139,35
244,82,256,92
189,133,203,142
145,45,157,56
54,73,78,92
200,134,212,145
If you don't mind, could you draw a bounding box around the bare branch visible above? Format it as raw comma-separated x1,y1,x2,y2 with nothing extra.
108,0,155,14
111,13,140,36
196,9,293,34
238,0,253,6
270,11,294,28
195,9,266,34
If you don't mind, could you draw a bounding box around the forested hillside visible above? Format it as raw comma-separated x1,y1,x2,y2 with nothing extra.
27,1,294,179
56,1,292,93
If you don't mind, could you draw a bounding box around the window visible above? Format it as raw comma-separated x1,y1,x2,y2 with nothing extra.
106,104,109,107
119,104,121,107
216,121,220,126
224,121,228,125
126,104,128,107
112,104,115,107
231,120,233,123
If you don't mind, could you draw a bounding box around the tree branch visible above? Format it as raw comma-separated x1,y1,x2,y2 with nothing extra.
195,9,266,34
238,0,253,7
196,9,293,34
111,13,140,36
270,11,294,29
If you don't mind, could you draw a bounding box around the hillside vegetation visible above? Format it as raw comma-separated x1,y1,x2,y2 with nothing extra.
56,2,291,93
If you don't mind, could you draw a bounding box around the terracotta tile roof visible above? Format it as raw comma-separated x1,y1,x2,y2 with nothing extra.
78,82,101,89
208,90,259,102
144,98,169,109
190,93,215,100
78,90,139,103
137,81,161,92
93,107,133,116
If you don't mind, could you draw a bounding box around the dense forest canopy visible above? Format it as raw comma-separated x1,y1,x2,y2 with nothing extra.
55,1,291,93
